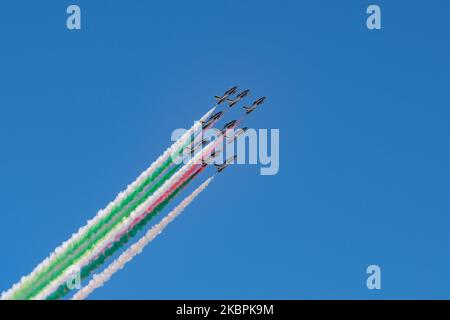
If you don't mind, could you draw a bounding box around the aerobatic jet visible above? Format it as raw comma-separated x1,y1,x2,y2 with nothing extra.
243,97,266,115
214,86,238,105
227,89,250,107
202,111,223,130
221,119,239,135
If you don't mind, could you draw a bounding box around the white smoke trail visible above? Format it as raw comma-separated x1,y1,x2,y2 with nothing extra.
72,176,214,300
1,107,215,300
33,135,223,300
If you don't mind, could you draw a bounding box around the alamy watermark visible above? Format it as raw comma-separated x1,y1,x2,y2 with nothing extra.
366,5,381,30
171,127,280,176
366,264,381,290
66,5,81,30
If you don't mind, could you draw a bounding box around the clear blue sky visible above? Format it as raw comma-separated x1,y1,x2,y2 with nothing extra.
0,1,449,299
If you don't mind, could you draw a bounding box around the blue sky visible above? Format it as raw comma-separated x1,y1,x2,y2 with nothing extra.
0,1,449,299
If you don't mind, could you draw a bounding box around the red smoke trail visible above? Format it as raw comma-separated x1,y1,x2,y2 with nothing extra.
125,164,202,233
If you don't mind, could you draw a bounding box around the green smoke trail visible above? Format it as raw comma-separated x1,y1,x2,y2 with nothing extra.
47,172,199,300
12,130,200,299
26,137,201,299
10,156,166,299
22,163,182,300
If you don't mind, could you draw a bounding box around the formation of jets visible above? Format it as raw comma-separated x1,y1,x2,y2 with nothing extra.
199,86,266,173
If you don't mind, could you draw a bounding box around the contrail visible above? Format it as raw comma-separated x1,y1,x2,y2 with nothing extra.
29,141,211,300
27,164,182,300
46,168,205,300
29,118,228,300
32,136,219,300
30,113,218,299
35,165,202,300
48,124,232,300
1,107,215,300
35,137,221,299
72,176,214,300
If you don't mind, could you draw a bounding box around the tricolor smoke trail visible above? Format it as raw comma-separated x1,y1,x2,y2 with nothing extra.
47,166,207,300
34,137,220,299
0,107,215,300
72,176,214,300
39,125,224,300
1,86,264,300
28,164,182,300
28,138,216,300
37,165,204,300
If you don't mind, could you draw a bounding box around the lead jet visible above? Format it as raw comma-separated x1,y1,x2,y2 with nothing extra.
214,155,237,172
243,97,266,115
202,111,223,130
214,86,239,105
227,89,250,107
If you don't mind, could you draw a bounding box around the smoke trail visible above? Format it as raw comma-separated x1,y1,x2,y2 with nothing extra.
118,166,199,238
1,108,214,300
46,167,205,300
82,137,220,261
34,164,200,300
72,176,214,300
33,138,221,300
95,166,206,271
32,137,214,299
26,164,182,300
